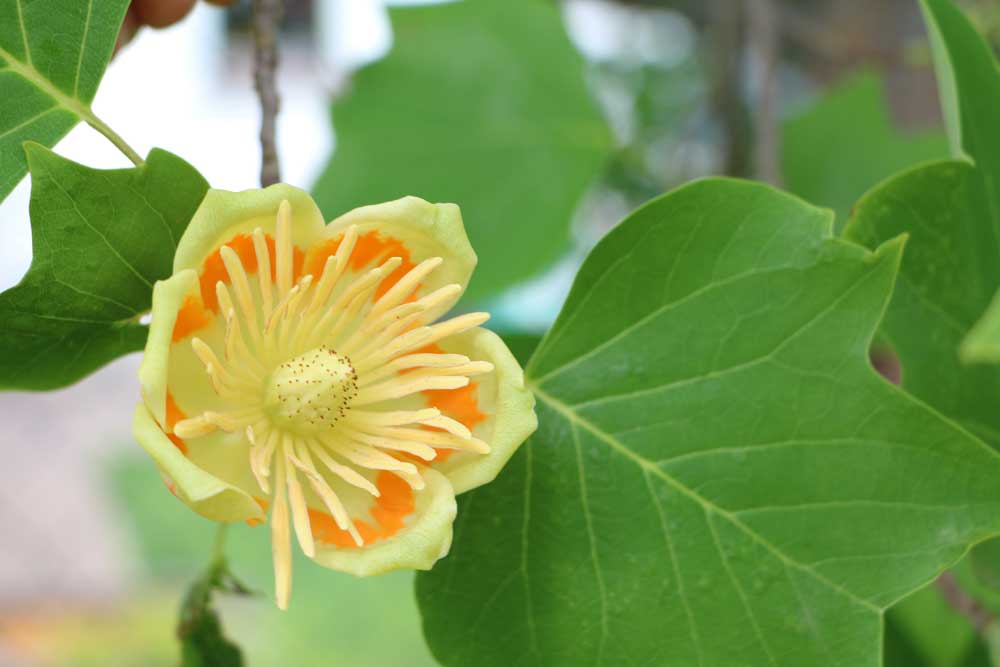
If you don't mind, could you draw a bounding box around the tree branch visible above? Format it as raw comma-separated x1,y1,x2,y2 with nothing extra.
708,0,752,178
252,0,283,187
937,571,994,635
747,0,782,186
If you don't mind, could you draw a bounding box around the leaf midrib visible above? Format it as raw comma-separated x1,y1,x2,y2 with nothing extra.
0,33,97,131
527,383,881,615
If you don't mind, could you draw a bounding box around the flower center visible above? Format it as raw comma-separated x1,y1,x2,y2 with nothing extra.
264,346,358,434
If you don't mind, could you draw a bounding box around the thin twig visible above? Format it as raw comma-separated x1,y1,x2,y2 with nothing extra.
747,0,782,186
708,0,751,178
252,0,283,187
937,571,994,635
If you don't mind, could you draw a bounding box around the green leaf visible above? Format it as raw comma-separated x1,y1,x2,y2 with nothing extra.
178,557,247,667
921,0,1000,251
0,145,208,390
500,332,542,367
0,0,131,202
311,0,612,303
782,71,947,228
843,160,1000,447
885,584,989,667
962,291,1000,364
417,179,1000,666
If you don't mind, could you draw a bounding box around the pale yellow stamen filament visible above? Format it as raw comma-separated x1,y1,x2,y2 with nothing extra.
306,225,359,316
252,227,274,317
276,200,294,298
271,453,292,610
283,435,316,558
290,442,363,546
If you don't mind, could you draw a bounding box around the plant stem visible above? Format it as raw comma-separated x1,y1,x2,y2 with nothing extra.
252,0,283,187
211,523,230,568
85,111,144,166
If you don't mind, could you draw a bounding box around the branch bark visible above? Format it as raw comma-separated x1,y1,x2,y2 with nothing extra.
252,0,283,187
747,0,782,186
936,571,994,635
708,0,752,178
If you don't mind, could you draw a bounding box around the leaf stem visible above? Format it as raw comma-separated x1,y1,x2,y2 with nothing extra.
85,111,144,166
210,523,230,568
0,45,144,167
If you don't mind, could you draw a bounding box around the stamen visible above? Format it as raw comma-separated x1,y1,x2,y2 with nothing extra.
276,200,294,298
354,311,489,373
174,415,216,439
370,425,490,454
359,353,471,386
252,227,274,316
320,435,426,490
306,438,380,496
271,454,293,610
306,225,359,316
220,246,259,327
368,256,443,319
419,414,472,439
353,375,470,406
289,441,363,546
283,435,316,558
249,426,279,494
349,408,441,427
339,426,438,461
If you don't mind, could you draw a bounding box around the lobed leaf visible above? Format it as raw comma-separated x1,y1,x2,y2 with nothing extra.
962,292,1000,365
0,0,130,202
0,145,208,390
844,160,1000,447
311,0,612,303
417,178,1000,667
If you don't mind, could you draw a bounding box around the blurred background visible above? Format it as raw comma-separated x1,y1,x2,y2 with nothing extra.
1,0,999,665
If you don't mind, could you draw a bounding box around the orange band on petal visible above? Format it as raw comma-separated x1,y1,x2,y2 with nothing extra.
247,497,270,527
164,391,188,454
371,471,416,539
424,383,487,430
410,345,488,462
303,237,343,279
305,231,420,302
199,234,303,311
311,510,376,549
309,472,416,549
173,295,213,342
421,382,486,462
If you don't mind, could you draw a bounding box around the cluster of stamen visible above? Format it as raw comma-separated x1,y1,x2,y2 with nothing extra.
171,200,492,608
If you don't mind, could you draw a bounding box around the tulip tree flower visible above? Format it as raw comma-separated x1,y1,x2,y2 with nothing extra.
134,185,537,608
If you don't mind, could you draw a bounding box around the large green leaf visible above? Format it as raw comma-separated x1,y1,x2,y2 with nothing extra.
417,179,1000,667
0,0,131,202
843,0,1000,446
311,0,612,303
884,585,989,667
0,145,208,390
844,161,1000,447
782,71,947,228
962,291,1000,364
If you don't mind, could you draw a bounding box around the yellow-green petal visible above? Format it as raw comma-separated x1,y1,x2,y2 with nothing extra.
173,183,326,274
432,327,537,494
323,196,477,299
132,404,264,523
138,269,203,427
311,468,457,576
